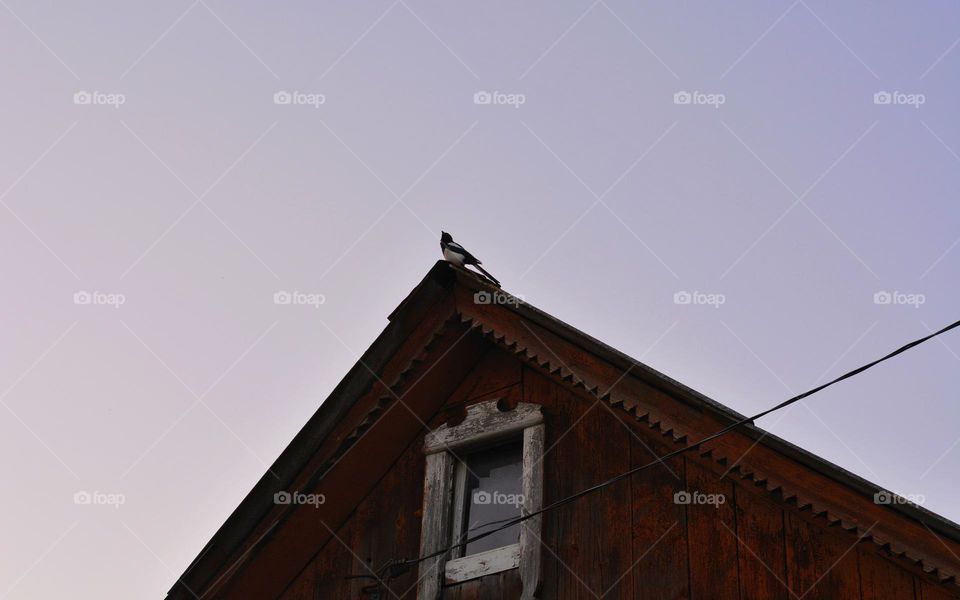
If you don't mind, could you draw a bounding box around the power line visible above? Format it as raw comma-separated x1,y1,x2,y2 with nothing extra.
396,317,960,570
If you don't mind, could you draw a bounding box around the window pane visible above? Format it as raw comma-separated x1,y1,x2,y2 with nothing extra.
462,442,523,556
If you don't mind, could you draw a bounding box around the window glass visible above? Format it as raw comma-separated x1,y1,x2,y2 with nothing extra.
462,442,523,556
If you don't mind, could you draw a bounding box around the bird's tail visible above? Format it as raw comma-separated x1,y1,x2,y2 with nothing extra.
474,264,501,288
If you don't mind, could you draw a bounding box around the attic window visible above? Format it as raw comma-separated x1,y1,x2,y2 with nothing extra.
418,401,544,599
458,442,523,556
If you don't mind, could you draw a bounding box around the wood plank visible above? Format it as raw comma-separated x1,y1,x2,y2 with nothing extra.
445,544,520,583
417,451,456,599
917,578,960,600
685,459,739,599
442,571,524,600
444,579,481,600
440,348,523,410
283,430,426,600
520,422,545,598
859,549,917,599
317,427,423,574
523,367,600,600
783,512,861,600
424,400,542,453
734,484,790,600
313,521,357,598
629,434,688,600
595,403,634,600
480,567,523,598
522,367,561,600
553,390,603,600
372,439,423,599
277,564,314,600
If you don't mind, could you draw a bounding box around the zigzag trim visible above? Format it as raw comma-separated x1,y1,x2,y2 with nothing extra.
456,311,959,588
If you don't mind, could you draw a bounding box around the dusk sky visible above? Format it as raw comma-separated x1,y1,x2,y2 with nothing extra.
2,2,959,598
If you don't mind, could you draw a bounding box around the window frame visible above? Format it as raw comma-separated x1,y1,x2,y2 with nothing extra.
449,439,524,562
418,400,544,599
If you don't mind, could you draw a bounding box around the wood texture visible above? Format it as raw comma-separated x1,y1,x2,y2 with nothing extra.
520,423,544,599
418,451,456,600
858,550,918,599
919,579,960,600
257,351,960,600
685,459,739,600
595,403,634,600
734,485,790,600
630,435,688,600
545,369,604,600
424,400,543,453
784,512,861,600
445,544,520,583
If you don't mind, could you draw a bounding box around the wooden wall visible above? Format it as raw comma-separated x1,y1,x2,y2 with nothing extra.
275,350,960,600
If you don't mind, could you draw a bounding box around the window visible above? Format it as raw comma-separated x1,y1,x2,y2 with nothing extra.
457,442,522,556
418,400,544,599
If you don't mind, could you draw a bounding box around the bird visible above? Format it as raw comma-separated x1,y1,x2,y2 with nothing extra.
440,231,501,287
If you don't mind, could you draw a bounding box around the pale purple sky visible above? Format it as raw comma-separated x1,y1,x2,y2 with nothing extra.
2,2,959,598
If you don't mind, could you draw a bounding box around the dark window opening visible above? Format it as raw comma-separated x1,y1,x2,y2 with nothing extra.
460,441,523,556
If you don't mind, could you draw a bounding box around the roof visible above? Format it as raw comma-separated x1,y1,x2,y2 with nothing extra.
168,261,960,598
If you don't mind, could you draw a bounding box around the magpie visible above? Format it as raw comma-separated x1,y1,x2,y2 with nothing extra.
440,231,501,287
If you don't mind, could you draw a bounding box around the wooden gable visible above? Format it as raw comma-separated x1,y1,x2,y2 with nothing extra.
168,262,960,600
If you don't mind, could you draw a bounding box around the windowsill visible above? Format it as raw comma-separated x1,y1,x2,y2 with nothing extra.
444,543,520,583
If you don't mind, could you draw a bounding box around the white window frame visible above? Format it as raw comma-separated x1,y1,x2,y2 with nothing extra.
418,400,544,599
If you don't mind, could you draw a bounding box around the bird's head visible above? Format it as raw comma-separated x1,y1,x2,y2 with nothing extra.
440,231,453,244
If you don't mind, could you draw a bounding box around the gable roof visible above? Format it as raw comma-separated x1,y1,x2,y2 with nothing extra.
168,261,960,598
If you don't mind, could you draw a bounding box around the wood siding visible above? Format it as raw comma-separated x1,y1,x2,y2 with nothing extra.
276,353,959,600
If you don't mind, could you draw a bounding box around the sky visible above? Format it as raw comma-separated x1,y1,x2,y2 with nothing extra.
2,1,959,598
